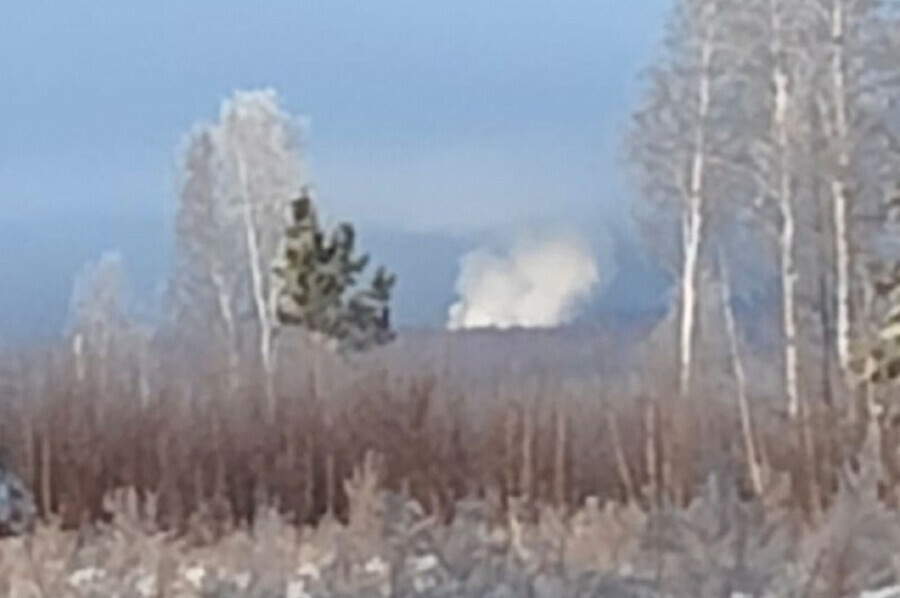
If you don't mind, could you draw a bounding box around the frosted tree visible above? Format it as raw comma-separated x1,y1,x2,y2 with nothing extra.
809,0,900,379
218,90,305,386
69,253,131,382
763,0,809,418
168,89,305,393
68,253,150,402
629,0,747,398
274,191,396,354
711,0,900,413
169,127,242,377
728,0,819,418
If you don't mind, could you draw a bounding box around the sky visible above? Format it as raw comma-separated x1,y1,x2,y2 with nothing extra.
0,0,671,339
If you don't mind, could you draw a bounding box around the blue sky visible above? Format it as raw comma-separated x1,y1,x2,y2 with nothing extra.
0,0,670,338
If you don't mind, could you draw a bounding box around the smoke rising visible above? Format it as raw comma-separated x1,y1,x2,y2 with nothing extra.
447,234,600,330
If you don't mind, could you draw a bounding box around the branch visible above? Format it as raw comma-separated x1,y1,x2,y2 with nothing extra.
707,153,779,199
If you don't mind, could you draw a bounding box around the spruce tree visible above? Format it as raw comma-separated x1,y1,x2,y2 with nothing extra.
273,190,396,354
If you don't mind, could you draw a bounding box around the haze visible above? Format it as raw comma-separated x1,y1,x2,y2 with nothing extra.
0,1,670,339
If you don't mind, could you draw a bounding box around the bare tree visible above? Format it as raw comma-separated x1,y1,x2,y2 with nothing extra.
170,127,242,383
717,251,764,496
809,0,900,379
731,0,819,418
69,253,132,385
169,90,306,401
67,252,156,416
218,90,305,399
629,0,747,398
634,0,900,405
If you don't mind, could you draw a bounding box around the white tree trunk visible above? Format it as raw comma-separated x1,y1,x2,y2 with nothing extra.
681,194,704,399
776,123,800,421
679,36,713,400
719,253,763,496
233,147,277,412
830,0,853,377
770,3,801,418
780,194,801,418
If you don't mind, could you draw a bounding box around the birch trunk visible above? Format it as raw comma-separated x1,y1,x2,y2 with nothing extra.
770,2,801,418
719,253,764,497
679,34,713,400
233,146,277,414
830,0,853,378
780,185,801,418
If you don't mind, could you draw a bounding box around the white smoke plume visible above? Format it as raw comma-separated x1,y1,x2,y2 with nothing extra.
447,234,600,330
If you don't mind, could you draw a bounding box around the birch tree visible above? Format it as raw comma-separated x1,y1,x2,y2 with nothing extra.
69,253,131,384
170,127,242,378
629,0,745,398
169,89,306,396
734,0,819,418
767,0,807,418
809,0,900,379
218,90,305,389
68,253,150,403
